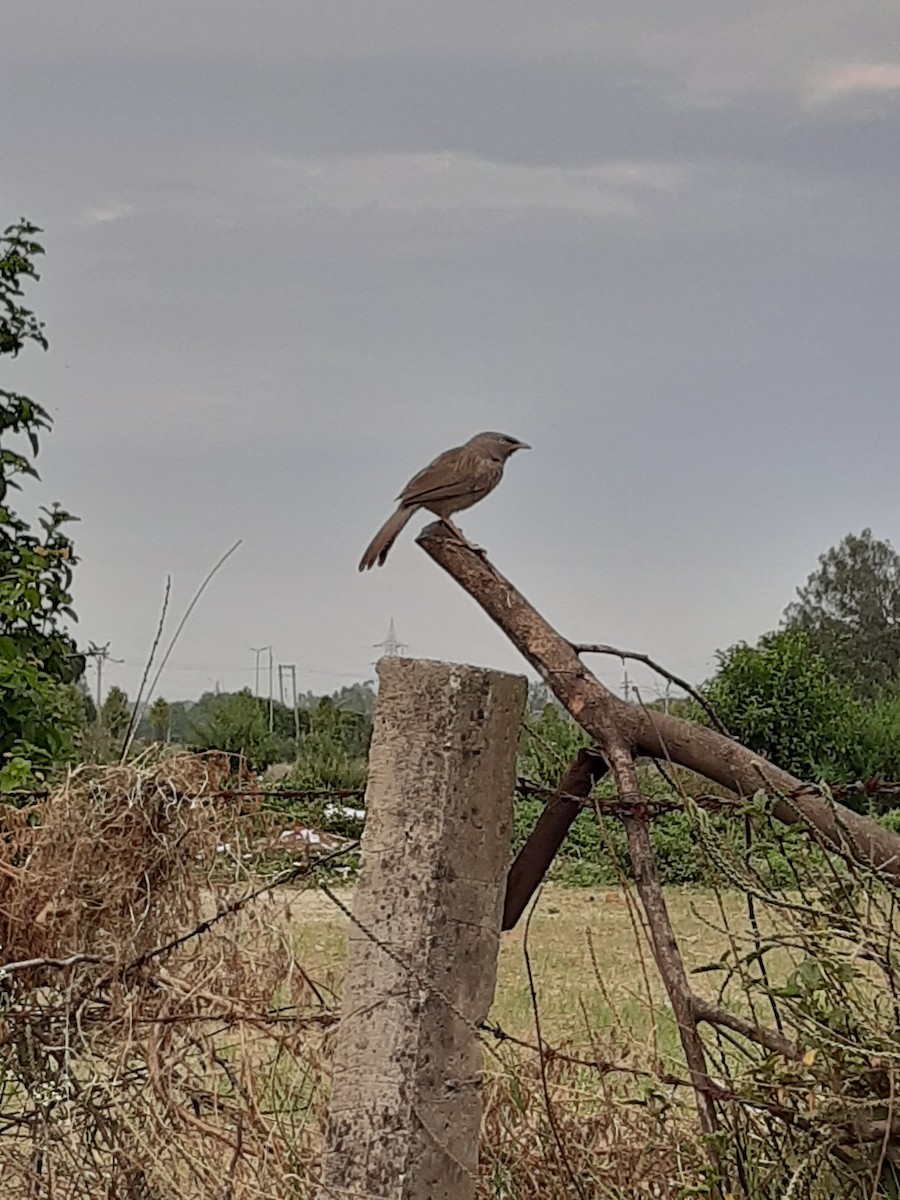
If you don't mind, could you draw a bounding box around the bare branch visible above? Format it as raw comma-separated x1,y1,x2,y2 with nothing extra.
691,995,800,1060
417,523,900,880
607,744,722,1162
141,539,243,718
573,641,729,736
121,574,172,761
503,748,607,930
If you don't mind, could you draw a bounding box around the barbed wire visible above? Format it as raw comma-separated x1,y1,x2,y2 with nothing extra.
7,775,900,806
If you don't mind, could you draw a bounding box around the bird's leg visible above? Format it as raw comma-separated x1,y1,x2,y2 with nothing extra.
441,518,487,558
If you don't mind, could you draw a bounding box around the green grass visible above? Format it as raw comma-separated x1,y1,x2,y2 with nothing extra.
288,882,785,1068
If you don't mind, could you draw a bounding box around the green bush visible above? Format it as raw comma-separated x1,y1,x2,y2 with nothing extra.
290,698,370,790
0,221,83,790
705,630,861,783
846,689,900,793
189,689,283,772
879,807,900,835
518,702,591,787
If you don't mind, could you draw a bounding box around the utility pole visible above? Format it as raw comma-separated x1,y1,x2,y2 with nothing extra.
279,663,300,742
95,647,107,714
251,645,270,697
85,641,122,721
622,670,632,704
268,646,274,733
646,682,674,713
290,664,299,742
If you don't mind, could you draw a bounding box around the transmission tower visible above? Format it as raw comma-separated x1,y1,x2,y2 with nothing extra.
373,619,408,660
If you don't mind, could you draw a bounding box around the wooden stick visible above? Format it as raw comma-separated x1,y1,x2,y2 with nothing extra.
502,749,606,930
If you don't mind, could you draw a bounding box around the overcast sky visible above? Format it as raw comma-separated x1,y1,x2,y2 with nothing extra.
3,1,900,705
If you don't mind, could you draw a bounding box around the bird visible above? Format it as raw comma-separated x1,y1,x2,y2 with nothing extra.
358,431,530,571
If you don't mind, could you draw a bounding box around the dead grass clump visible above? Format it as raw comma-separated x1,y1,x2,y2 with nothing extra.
479,1045,704,1198
0,751,339,1199
0,749,237,971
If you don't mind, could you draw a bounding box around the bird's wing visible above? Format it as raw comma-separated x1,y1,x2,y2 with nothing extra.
396,445,495,506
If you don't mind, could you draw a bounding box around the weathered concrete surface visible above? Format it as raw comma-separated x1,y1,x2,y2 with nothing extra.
318,657,527,1200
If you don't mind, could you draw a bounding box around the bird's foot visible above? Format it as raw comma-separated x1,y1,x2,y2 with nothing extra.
441,519,485,556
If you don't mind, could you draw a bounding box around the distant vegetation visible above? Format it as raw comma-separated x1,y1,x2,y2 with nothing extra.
156,684,375,788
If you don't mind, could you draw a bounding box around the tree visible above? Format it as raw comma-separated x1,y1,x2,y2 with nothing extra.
191,689,280,771
704,629,859,782
784,529,900,695
0,219,82,790
526,679,562,717
291,697,371,789
100,686,131,739
329,681,377,718
148,696,171,742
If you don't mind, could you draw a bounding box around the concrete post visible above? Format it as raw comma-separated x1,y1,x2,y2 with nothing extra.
318,657,527,1200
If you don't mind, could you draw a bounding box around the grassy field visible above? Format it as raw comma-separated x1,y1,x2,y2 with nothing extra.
288,881,771,1066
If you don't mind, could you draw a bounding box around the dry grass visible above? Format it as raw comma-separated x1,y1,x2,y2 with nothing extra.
0,752,337,1199
0,750,233,968
3,754,899,1198
292,884,766,1052
0,754,713,1198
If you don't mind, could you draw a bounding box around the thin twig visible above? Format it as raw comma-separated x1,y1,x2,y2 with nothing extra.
141,540,243,718
871,1067,895,1200
1,952,102,976
120,575,172,762
572,641,730,735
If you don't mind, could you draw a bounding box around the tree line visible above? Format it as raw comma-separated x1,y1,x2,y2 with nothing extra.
91,683,375,788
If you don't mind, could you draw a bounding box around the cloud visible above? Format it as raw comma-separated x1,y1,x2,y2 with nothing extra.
83,202,135,223
805,61,900,107
266,152,689,218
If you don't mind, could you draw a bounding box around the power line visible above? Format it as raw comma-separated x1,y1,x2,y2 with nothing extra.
116,658,367,679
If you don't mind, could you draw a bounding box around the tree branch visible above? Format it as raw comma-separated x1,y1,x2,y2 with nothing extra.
691,995,800,1060
417,523,900,879
572,641,729,735
503,748,607,930
607,744,721,1157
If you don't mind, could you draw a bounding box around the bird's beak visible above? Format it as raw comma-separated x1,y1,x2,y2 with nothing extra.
512,441,530,452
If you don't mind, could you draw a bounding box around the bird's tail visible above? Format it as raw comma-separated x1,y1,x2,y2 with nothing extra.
358,506,415,571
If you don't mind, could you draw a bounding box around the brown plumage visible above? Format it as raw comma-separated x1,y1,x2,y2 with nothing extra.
358,431,529,570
